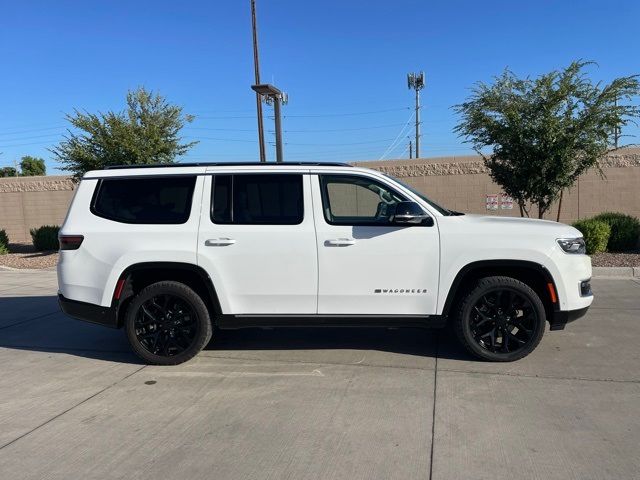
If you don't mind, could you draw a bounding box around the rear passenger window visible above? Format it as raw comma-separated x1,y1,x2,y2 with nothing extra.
92,176,196,224
211,174,303,225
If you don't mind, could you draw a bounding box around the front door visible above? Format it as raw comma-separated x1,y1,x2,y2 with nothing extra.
311,172,440,315
198,172,317,314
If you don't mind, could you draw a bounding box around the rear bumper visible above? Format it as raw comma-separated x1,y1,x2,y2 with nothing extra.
58,294,118,328
548,306,590,331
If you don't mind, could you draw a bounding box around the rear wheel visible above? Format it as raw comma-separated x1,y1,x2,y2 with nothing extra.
453,276,546,362
124,281,212,365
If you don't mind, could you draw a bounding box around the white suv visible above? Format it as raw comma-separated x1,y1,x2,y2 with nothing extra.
57,162,593,364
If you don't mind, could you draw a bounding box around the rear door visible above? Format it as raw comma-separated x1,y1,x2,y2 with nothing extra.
197,171,317,315
311,171,440,315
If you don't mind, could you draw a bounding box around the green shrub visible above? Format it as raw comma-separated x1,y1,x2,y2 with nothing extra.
572,219,611,255
592,212,640,252
0,229,8,255
30,225,60,251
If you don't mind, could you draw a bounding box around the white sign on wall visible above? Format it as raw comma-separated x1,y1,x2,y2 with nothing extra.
500,194,514,210
486,194,499,210
486,193,514,210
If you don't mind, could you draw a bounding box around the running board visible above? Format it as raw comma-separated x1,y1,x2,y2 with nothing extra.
216,314,445,330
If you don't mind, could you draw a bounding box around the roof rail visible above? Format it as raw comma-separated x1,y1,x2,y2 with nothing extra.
104,162,353,170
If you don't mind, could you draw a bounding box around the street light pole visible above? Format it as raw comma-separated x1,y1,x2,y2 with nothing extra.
250,0,267,162
251,83,285,162
273,95,283,162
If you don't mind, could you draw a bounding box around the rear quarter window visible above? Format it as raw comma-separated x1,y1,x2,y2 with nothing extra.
91,176,197,224
211,174,303,225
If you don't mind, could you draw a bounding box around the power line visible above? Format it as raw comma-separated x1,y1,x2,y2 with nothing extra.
185,127,258,132
281,122,408,133
195,115,257,120
397,143,410,159
184,135,257,143
379,111,415,160
282,107,410,118
190,135,397,147
0,140,56,148
0,133,63,142
283,138,395,146
0,126,65,136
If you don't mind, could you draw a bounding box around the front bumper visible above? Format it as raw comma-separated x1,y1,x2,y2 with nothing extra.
58,294,118,328
548,305,590,331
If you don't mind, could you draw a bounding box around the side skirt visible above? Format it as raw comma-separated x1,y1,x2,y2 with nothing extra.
216,314,446,330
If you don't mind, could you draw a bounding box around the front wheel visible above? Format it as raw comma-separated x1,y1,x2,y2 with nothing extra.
124,281,212,365
453,276,546,362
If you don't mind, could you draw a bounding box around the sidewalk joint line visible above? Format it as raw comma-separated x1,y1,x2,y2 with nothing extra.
438,367,640,384
200,352,437,372
0,365,146,451
0,310,59,331
428,332,439,480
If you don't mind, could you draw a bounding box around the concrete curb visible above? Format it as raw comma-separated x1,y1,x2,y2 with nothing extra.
0,265,56,272
592,266,640,278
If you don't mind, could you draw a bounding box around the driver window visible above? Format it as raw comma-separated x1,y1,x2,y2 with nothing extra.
320,174,406,225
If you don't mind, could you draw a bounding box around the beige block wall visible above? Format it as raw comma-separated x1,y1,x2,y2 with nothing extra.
0,149,638,244
357,147,640,222
0,176,75,243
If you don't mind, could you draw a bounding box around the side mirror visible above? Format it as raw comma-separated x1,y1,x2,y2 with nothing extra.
393,201,433,226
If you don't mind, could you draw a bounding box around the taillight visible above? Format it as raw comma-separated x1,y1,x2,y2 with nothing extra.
59,235,84,251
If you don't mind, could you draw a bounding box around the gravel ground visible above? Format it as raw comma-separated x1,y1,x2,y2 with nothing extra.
0,244,58,270
1,244,638,269
591,250,640,267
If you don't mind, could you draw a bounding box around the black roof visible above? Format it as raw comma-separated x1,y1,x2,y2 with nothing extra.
105,162,352,170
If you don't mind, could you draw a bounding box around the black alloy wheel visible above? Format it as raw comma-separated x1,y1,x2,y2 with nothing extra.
135,294,198,357
125,281,212,365
469,288,537,354
454,276,546,362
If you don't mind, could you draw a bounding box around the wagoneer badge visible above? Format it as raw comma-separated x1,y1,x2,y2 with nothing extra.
374,289,427,294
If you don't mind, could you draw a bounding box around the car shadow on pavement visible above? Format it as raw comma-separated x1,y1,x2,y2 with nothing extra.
207,324,474,361
0,295,141,364
0,295,475,363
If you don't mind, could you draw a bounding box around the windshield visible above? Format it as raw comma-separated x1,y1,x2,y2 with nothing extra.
383,173,458,216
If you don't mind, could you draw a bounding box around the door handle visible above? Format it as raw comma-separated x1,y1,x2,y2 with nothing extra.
205,238,236,247
325,238,356,247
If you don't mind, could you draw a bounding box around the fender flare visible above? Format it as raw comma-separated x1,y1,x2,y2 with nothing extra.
113,261,222,325
440,259,558,317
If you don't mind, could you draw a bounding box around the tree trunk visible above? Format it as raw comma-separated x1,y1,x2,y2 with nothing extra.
518,201,530,218
556,190,564,223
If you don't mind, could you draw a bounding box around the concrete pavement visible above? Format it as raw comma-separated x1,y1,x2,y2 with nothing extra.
0,271,638,479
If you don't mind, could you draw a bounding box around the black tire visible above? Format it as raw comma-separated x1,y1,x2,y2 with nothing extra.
453,276,546,362
124,281,212,365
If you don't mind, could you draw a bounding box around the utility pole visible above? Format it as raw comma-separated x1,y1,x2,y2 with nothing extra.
407,72,425,158
250,0,267,162
408,138,413,159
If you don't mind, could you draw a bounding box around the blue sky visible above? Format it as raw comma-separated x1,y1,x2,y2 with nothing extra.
1,0,639,174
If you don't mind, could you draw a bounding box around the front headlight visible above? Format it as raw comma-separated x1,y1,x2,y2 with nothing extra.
557,237,586,254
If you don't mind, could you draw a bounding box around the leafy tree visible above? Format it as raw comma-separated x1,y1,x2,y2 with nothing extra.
19,156,46,176
0,167,17,177
455,61,640,219
52,87,197,180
